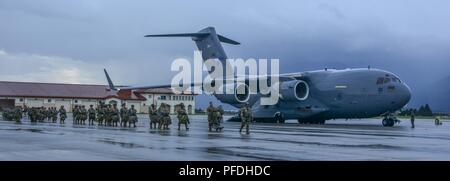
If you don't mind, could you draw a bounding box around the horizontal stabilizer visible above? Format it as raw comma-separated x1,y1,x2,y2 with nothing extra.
218,35,240,45
144,33,209,38
145,30,239,45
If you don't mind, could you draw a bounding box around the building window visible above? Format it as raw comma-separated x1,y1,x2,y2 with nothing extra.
19,98,24,102
148,95,152,99
47,99,52,103
160,96,167,100
74,100,78,103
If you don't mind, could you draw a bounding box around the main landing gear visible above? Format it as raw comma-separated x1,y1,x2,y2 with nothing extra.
381,115,400,127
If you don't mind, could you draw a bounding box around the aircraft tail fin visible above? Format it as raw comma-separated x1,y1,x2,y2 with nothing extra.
145,27,239,62
104,68,117,91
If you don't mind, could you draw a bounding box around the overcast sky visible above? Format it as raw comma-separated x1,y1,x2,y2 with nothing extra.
1,0,449,109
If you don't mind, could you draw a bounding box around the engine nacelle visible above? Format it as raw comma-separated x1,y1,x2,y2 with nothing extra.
214,83,254,106
279,80,309,101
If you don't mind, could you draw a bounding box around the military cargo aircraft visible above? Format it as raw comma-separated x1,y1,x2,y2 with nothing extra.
104,27,411,127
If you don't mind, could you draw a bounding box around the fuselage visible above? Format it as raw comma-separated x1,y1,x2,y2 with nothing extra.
226,68,411,121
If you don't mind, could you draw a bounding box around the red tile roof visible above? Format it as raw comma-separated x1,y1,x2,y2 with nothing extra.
0,81,116,99
0,81,195,100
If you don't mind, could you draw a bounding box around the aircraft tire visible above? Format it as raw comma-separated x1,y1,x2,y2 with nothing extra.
274,113,285,124
382,118,395,127
382,119,389,127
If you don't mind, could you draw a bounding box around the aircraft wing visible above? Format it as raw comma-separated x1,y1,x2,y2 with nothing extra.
104,68,306,91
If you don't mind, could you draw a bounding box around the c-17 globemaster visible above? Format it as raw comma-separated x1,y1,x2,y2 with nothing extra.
104,27,411,127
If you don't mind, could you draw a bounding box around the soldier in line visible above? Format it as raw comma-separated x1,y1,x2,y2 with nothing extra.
51,107,58,123
38,107,46,122
206,102,216,132
149,104,159,129
13,106,23,123
59,106,67,124
88,105,96,126
210,105,224,132
239,103,252,134
80,105,88,125
128,105,138,128
177,103,190,131
44,107,51,122
410,111,415,128
120,103,129,127
158,103,171,130
73,105,80,125
29,107,37,123
97,105,105,126
111,104,120,127
105,104,112,126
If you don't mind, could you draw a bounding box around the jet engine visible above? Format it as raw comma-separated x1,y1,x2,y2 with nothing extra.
279,80,309,101
214,83,253,105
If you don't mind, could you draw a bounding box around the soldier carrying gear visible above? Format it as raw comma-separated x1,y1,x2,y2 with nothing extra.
38,107,45,122
88,105,96,126
96,105,105,126
149,104,159,129
211,105,224,132
59,106,67,124
12,106,22,123
120,103,129,127
177,103,190,131
239,103,252,134
73,105,80,125
158,103,171,130
51,107,58,123
105,104,112,126
128,105,138,128
80,105,87,125
206,102,216,132
111,104,120,127
410,111,415,128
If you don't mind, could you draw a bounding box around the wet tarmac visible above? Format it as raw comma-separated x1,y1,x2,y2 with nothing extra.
0,115,449,160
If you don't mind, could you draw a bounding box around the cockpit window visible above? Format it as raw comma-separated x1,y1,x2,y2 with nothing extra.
392,77,401,83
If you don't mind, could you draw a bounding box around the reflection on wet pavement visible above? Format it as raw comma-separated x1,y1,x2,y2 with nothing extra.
0,115,449,160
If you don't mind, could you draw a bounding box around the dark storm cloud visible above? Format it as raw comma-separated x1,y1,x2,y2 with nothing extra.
1,0,450,110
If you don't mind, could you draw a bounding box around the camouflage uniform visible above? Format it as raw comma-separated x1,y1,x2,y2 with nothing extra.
120,104,129,127
105,105,112,126
177,104,189,131
13,107,22,123
80,106,87,125
206,103,216,132
88,105,96,126
73,106,80,124
159,103,171,130
38,107,45,122
149,104,159,129
51,107,58,123
128,105,138,128
239,104,252,134
111,104,120,127
96,106,105,126
59,106,67,124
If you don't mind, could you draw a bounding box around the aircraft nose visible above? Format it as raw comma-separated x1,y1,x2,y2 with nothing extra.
401,83,412,105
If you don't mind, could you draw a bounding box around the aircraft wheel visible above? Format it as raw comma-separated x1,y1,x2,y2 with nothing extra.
274,113,285,124
388,119,395,127
382,119,389,127
382,118,395,127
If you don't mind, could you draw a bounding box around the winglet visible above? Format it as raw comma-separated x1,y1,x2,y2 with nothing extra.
104,69,117,91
